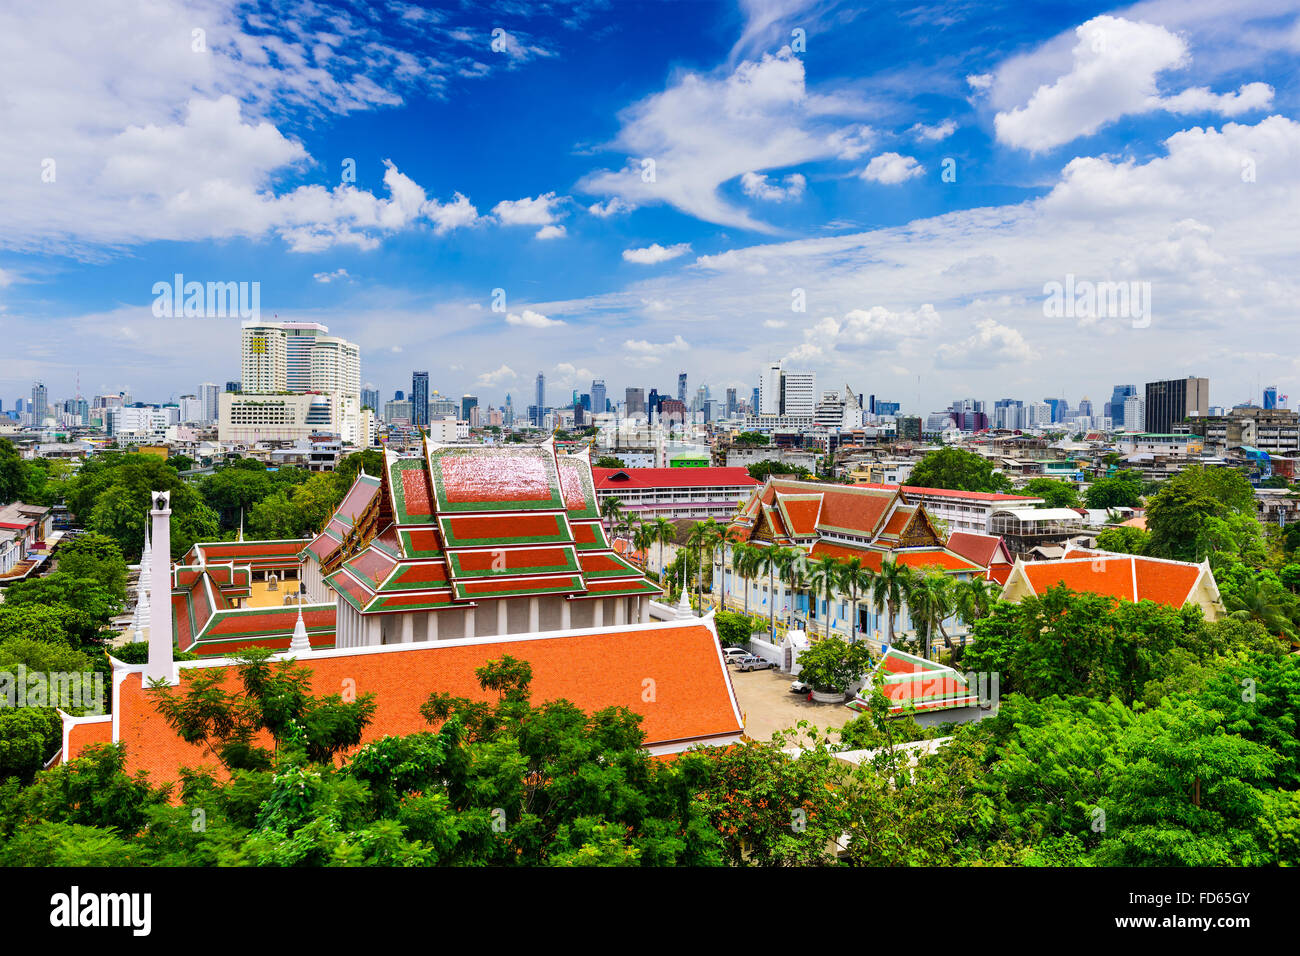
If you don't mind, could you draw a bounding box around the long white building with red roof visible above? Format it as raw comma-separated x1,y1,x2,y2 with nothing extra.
592,465,758,521
852,482,1044,534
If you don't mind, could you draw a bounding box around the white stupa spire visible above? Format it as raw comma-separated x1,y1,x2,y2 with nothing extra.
288,595,313,655
145,491,176,685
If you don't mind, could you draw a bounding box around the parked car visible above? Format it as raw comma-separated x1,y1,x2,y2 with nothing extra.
722,647,749,662
789,680,812,694
735,655,776,672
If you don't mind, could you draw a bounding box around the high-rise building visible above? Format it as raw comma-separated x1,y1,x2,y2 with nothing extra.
677,372,687,404
781,371,816,418
758,363,782,415
535,372,546,427
590,380,606,417
1123,396,1146,432
30,382,48,425
411,372,429,429
1077,396,1093,419
198,382,220,423
361,387,380,413
725,387,737,418
1144,377,1209,434
504,394,514,426
225,381,241,393
625,387,646,417
1265,386,1278,410
234,321,360,443
461,394,479,423
1106,385,1137,428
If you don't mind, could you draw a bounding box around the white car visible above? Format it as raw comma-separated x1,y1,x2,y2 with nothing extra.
722,647,750,662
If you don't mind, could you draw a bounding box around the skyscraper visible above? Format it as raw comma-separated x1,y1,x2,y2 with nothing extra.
30,382,48,425
677,372,687,403
725,387,737,418
1106,385,1137,427
462,394,479,423
625,387,646,417
361,387,380,413
758,363,782,415
1265,386,1278,410
504,393,514,426
1144,377,1209,434
237,321,361,442
411,372,429,429
1124,396,1146,432
590,379,606,417
534,372,546,427
198,382,220,423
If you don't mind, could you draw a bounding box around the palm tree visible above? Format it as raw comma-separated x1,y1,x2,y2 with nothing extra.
685,519,724,610
808,555,842,641
775,547,810,630
870,560,912,648
732,543,758,616
648,516,676,576
953,576,1000,632
599,496,624,542
753,545,785,641
1225,576,1297,643
631,520,656,567
906,571,955,659
838,558,875,645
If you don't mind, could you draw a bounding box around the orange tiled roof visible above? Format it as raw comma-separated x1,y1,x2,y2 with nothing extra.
1017,552,1205,608
74,620,744,783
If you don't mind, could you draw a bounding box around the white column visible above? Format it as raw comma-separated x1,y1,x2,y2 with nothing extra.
428,611,439,641
498,600,509,635
561,600,571,630
401,613,414,644
528,597,540,632
593,599,604,628
614,597,626,625
464,607,476,638
366,614,381,646
147,492,176,685
640,596,651,623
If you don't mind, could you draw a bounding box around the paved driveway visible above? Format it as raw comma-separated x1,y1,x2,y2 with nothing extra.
728,666,858,744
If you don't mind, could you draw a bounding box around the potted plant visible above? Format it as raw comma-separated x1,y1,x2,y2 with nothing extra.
791,637,872,703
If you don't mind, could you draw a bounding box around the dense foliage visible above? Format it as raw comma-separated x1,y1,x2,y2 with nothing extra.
907,448,1012,493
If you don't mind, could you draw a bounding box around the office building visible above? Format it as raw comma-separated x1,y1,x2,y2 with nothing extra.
678,372,688,404
461,394,478,424
625,387,646,417
1144,376,1209,434
197,382,220,423
361,387,380,413
1123,396,1145,432
590,380,606,417
30,382,48,426
411,372,429,429
1265,386,1278,410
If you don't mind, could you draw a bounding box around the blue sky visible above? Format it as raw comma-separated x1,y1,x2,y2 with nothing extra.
3,0,1300,414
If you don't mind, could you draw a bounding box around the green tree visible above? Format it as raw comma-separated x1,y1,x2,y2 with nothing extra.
593,456,626,469
1021,478,1081,509
1083,469,1144,509
906,448,1012,493
1093,524,1149,555
747,460,813,482
794,637,872,695
54,532,128,600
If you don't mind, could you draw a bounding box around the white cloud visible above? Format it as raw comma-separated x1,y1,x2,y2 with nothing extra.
993,16,1274,152
909,119,957,141
860,152,923,184
623,334,690,364
313,268,349,283
588,197,635,217
580,50,876,232
937,320,1039,368
492,192,563,226
477,364,517,385
623,242,692,264
535,224,567,240
0,3,510,252
506,309,565,329
740,171,807,201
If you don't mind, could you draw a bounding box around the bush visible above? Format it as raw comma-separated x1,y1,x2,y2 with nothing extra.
714,611,753,647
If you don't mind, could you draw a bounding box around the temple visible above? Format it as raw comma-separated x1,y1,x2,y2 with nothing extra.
723,478,995,646
55,454,744,780
302,439,661,646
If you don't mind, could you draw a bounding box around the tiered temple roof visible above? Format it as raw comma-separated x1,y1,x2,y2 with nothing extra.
850,646,981,714
729,478,988,575
312,439,660,616
170,560,335,657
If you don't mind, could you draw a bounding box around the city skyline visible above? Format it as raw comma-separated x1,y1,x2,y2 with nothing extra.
3,1,1299,412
